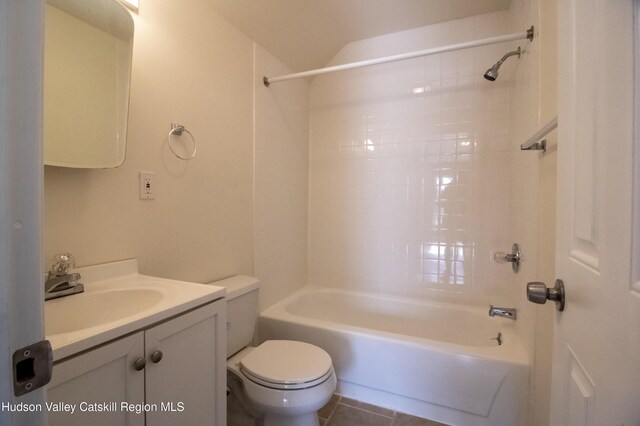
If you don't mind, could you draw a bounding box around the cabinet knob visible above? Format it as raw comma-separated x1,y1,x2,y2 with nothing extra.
150,350,163,363
133,357,146,371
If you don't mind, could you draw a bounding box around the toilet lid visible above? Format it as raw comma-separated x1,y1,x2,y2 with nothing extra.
239,340,333,390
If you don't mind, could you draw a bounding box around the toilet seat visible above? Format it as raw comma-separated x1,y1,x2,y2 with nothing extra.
239,340,333,390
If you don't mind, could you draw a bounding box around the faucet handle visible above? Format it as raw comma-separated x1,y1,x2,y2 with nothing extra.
492,243,521,273
48,252,75,277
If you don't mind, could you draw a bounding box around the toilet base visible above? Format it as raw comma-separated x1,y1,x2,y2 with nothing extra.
263,412,319,426
227,346,336,426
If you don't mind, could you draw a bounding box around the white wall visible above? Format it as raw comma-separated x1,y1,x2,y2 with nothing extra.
308,11,518,306
44,0,255,283
44,0,311,310
508,0,557,425
253,45,310,310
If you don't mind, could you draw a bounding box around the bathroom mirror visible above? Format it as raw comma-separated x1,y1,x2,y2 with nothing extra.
44,0,134,168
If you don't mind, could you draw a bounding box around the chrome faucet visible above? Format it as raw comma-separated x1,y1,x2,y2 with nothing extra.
488,305,517,320
44,253,84,301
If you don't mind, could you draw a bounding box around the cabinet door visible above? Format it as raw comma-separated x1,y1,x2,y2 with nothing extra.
47,332,145,426
145,301,226,426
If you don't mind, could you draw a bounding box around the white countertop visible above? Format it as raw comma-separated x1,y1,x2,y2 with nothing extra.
45,259,225,361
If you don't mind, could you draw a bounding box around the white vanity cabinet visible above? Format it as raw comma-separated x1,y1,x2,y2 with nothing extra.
47,300,226,425
47,332,145,426
144,302,224,426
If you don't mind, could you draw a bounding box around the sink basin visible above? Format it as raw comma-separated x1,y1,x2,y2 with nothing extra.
44,259,226,360
45,288,164,335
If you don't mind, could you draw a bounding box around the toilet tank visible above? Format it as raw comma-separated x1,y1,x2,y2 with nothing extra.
209,275,260,357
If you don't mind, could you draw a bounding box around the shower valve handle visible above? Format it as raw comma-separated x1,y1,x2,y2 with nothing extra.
493,243,520,273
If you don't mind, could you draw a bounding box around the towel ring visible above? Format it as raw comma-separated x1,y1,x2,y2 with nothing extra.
168,123,197,160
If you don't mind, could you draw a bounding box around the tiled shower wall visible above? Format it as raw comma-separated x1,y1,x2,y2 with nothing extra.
308,11,519,303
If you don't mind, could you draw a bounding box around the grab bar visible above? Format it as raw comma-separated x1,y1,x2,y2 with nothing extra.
520,116,557,152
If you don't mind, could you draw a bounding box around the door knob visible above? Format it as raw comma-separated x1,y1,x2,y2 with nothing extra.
526,279,565,311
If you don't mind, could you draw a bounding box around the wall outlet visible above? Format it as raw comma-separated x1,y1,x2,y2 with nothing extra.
139,171,155,200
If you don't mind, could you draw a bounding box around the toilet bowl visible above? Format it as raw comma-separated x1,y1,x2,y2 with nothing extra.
228,340,337,426
211,275,337,426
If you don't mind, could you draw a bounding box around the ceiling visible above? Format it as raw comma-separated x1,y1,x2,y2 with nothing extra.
208,0,512,72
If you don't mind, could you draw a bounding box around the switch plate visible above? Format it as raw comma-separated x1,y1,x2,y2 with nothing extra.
139,171,155,200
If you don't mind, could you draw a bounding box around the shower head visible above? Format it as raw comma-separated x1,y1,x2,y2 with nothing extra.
483,64,500,81
484,47,521,81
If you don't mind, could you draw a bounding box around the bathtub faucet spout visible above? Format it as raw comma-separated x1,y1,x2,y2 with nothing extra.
489,305,517,320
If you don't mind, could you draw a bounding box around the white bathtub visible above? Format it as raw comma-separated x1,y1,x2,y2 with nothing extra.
259,286,529,426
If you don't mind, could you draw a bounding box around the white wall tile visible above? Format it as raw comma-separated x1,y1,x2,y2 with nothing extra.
308,11,519,302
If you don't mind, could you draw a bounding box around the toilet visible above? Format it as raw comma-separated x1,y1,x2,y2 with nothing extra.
214,275,337,426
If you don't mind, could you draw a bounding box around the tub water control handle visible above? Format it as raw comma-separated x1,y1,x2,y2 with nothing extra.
527,279,565,311
493,243,520,273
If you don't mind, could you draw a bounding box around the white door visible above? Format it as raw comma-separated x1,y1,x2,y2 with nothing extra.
0,1,47,425
552,0,640,424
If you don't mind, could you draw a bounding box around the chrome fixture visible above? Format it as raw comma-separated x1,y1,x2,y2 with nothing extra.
168,123,197,160
484,46,522,81
264,26,534,86
521,139,546,152
521,116,557,152
44,252,84,301
527,279,565,311
489,305,517,320
120,0,139,12
494,243,521,273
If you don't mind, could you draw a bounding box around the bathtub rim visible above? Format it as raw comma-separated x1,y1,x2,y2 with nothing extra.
260,285,529,366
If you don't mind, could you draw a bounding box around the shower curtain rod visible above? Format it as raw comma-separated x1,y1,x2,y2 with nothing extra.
263,26,534,87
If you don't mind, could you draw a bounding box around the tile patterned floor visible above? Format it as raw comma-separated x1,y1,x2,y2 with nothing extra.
318,395,448,426
227,377,448,426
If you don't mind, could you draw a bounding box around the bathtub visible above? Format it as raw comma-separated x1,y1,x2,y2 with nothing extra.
259,286,529,426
